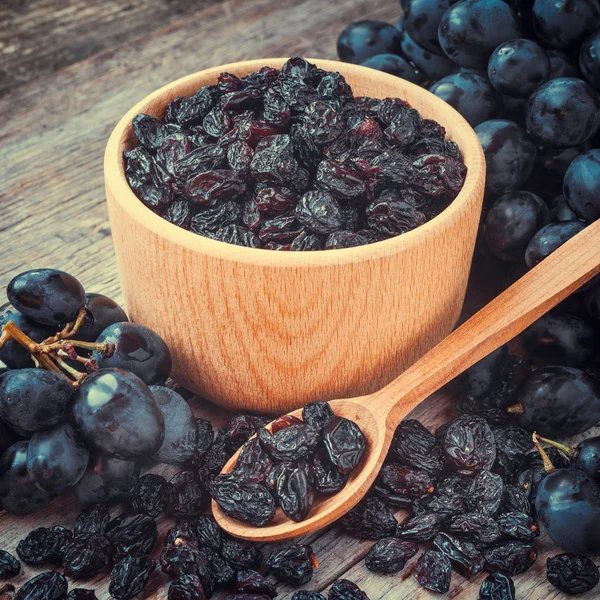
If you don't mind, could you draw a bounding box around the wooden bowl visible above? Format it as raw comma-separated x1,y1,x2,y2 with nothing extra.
104,58,485,414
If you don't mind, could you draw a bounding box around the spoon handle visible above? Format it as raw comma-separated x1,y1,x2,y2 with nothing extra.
372,219,600,428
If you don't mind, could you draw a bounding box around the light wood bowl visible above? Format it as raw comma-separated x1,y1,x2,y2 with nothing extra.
104,58,486,414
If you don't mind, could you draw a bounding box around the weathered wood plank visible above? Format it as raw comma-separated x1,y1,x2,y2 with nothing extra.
0,0,226,95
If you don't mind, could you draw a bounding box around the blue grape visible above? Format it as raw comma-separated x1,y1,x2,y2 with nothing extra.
337,21,403,64
77,294,128,343
525,221,587,269
360,54,424,84
580,29,600,91
403,0,451,54
563,149,600,223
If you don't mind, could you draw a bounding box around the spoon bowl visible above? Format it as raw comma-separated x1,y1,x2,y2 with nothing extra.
213,219,600,541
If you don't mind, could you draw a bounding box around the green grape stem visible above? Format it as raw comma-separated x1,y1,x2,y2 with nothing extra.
532,432,556,473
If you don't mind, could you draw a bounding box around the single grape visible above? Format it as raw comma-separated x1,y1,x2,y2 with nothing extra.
337,20,403,64
0,418,22,456
475,120,537,197
525,221,587,269
76,294,128,343
72,368,165,459
7,268,85,327
536,468,600,555
563,149,600,223
580,29,600,91
73,451,140,506
484,191,549,262
0,303,54,369
450,345,508,399
429,71,503,127
360,54,424,85
534,144,592,195
0,369,73,436
526,78,600,148
438,0,522,71
532,0,600,49
514,366,600,437
521,313,597,367
0,441,55,515
26,422,89,494
93,322,172,385
403,0,451,54
549,195,578,223
150,386,198,465
488,39,549,98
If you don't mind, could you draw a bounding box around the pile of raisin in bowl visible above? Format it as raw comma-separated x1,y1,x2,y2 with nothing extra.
124,56,467,251
211,401,366,525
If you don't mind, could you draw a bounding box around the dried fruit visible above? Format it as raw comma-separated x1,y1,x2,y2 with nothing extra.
105,514,157,562
414,550,452,593
109,556,156,600
328,579,368,600
73,504,111,536
62,534,111,580
547,553,599,595
364,538,418,573
340,497,397,539
131,473,174,517
0,552,20,579
14,571,67,600
16,527,72,565
266,544,317,586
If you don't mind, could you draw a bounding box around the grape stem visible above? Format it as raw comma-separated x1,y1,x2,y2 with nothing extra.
41,307,87,345
535,435,575,458
532,432,556,473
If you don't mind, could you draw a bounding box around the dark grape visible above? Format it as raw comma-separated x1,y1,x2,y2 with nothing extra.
76,294,128,343
547,49,582,79
450,345,508,400
526,78,600,148
337,20,403,64
150,386,198,465
93,322,172,385
73,368,165,459
26,422,89,494
0,304,54,369
7,268,85,327
73,451,140,505
0,368,73,436
488,38,549,98
403,0,451,54
438,0,522,71
484,191,549,262
429,71,503,127
0,441,54,515
0,417,23,457
515,366,600,437
525,221,587,269
475,120,536,197
563,149,600,223
549,195,578,222
360,54,423,85
580,29,600,91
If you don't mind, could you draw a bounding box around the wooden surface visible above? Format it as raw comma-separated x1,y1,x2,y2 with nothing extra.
215,220,600,542
1,0,599,599
105,57,485,414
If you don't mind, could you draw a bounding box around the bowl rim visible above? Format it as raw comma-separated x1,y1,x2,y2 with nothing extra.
104,57,485,267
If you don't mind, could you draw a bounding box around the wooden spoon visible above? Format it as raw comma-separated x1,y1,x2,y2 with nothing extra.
213,219,600,541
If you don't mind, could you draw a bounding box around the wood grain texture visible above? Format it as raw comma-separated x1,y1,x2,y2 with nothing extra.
0,0,225,95
1,0,598,598
213,219,600,542
105,58,485,413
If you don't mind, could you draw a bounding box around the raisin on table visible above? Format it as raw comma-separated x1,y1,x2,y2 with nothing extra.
16,527,72,565
109,555,156,600
328,579,369,600
433,532,485,579
364,538,418,573
62,534,111,579
547,553,600,595
131,473,174,517
105,514,157,562
484,542,537,575
447,512,501,545
443,415,497,475
479,573,516,600
467,470,505,515
66,590,98,600
190,515,223,553
0,551,20,579
169,470,205,518
168,574,207,600
496,512,539,542
390,420,444,476
73,504,111,536
14,571,67,600
266,543,317,586
396,513,442,542
235,570,277,597
340,497,397,539
323,416,366,474
221,537,263,571
414,550,452,594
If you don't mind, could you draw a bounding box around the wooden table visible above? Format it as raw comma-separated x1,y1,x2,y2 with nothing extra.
0,1,598,598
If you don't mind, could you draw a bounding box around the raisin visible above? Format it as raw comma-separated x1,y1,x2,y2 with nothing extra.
496,512,539,542
325,230,370,249
291,593,326,600
295,190,345,234
250,135,298,184
168,575,207,600
266,544,317,586
201,547,236,588
189,515,223,553
14,571,67,600
255,186,298,216
131,473,174,517
224,415,270,450
365,538,418,573
432,532,485,578
16,527,72,565
210,474,276,526
235,570,276,597
339,497,397,539
258,424,320,462
328,579,369,600
109,556,156,600
232,438,273,485
416,491,465,520
502,486,531,514
0,551,20,579
311,447,348,494
467,470,505,515
323,416,366,474
547,553,599,595
366,191,426,236
316,159,366,201
157,133,193,178
269,461,314,522
66,590,98,600
414,550,452,593
270,415,304,434
105,514,157,562
197,429,231,484
373,463,435,507
443,416,497,475
62,534,111,580
479,573,516,600
184,170,247,205
484,542,537,575
447,512,501,545
493,426,533,479
132,113,170,151
169,470,205,518
220,538,263,571
189,418,214,468
73,504,111,536
160,523,202,577
390,420,445,476
191,202,242,235
396,513,443,542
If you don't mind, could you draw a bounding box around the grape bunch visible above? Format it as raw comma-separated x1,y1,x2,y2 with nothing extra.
0,268,185,515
